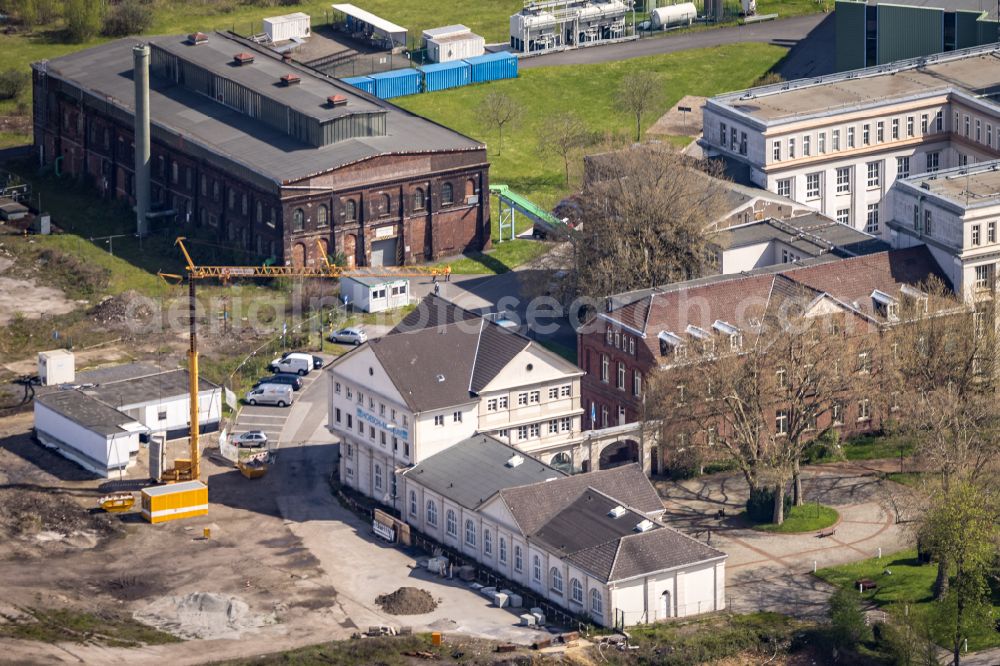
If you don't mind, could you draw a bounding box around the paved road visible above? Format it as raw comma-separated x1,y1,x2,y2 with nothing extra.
519,13,835,80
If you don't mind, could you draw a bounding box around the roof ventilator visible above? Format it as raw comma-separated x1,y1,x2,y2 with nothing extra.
187,32,208,45
635,519,654,533
233,52,255,66
608,505,627,518
280,73,301,86
326,94,348,107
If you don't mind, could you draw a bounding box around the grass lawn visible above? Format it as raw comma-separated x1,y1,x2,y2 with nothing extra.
396,42,786,210
841,433,915,461
753,503,839,534
439,239,551,275
816,549,1000,651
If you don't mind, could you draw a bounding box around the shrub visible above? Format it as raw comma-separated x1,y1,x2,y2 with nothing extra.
102,0,153,37
828,587,871,649
0,69,30,101
746,486,791,523
64,0,102,42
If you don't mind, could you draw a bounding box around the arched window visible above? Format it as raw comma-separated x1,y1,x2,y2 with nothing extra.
532,555,541,582
514,545,523,572
550,567,563,594
426,500,437,527
551,452,572,473
345,199,357,221
409,490,417,516
571,578,583,604
499,537,507,564
483,529,492,556
441,182,454,205
446,509,457,537
466,178,476,196
465,519,476,546
381,193,391,216
413,188,426,210
591,588,603,616
292,208,305,232
317,204,329,227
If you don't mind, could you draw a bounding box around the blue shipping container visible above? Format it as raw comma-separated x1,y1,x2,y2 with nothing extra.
342,76,375,95
464,52,518,84
418,61,472,92
369,68,421,99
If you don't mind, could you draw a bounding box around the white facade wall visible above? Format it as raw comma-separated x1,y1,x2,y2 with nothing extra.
264,13,310,43
123,390,221,439
718,242,773,273
704,93,1000,233
33,402,141,477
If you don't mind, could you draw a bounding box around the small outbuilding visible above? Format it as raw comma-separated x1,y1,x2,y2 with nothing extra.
34,390,147,478
422,25,485,63
263,12,311,43
340,275,410,313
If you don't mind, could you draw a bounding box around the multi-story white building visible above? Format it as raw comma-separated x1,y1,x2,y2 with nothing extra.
701,45,1000,233
400,435,727,627
887,160,1000,301
329,295,584,510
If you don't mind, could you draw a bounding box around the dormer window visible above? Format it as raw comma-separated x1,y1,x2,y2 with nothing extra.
686,324,715,355
871,289,899,320
658,331,686,358
900,284,929,313
713,320,742,351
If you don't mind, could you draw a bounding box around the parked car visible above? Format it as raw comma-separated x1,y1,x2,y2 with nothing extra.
234,431,268,448
282,351,324,370
245,383,294,407
254,373,303,391
329,327,368,345
268,352,312,376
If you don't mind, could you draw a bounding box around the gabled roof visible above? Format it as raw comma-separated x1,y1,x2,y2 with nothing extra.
601,247,949,360
401,435,564,510
363,295,554,412
498,464,663,537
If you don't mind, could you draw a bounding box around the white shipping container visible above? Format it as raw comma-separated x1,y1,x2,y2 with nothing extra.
427,33,486,62
38,349,75,386
264,12,311,43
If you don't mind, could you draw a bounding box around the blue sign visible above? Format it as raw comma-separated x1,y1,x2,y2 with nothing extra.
356,407,409,440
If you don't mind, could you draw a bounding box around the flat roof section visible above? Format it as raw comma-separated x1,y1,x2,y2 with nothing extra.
711,44,1000,124
900,160,1000,208
36,390,147,437
717,213,890,256
331,4,406,35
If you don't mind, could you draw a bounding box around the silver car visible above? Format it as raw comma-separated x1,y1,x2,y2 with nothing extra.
328,327,368,345
234,430,268,448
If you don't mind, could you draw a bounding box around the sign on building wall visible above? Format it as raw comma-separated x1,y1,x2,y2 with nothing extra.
373,519,396,542
356,406,409,440
374,225,396,239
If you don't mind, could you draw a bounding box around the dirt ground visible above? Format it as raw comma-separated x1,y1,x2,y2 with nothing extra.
0,412,359,665
646,95,707,138
0,255,80,325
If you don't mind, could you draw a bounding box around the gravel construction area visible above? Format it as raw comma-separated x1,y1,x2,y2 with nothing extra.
135,592,278,640
375,588,438,616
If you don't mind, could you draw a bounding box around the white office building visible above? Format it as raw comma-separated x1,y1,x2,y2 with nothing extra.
400,436,727,627
701,45,1000,234
329,295,585,510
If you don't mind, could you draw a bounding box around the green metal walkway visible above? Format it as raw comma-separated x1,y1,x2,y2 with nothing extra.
489,184,568,241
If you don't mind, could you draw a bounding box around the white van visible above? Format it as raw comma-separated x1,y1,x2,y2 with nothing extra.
268,353,312,376
245,383,293,407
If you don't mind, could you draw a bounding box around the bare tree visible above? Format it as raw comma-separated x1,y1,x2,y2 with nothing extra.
650,285,872,524
572,145,728,299
477,91,522,156
538,112,592,186
883,283,1000,597
616,70,663,142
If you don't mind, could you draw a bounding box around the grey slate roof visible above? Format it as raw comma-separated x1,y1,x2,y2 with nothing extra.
528,488,725,582
498,464,664,537
85,369,218,408
402,434,564,510
364,294,534,412
36,32,483,191
36,390,145,437
715,213,890,258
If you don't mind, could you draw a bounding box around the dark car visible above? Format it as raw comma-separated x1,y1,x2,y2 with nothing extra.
254,373,303,391
282,351,324,370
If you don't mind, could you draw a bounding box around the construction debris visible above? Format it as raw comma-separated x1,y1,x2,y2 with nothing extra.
374,587,438,615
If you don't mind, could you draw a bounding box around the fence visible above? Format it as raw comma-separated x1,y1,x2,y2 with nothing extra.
306,51,412,79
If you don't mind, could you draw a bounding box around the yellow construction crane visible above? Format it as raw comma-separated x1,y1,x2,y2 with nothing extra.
162,236,446,484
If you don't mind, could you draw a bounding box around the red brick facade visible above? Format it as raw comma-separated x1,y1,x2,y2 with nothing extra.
32,72,490,266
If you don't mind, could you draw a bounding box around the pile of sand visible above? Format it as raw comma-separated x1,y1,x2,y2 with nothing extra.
375,587,438,615
135,592,276,640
